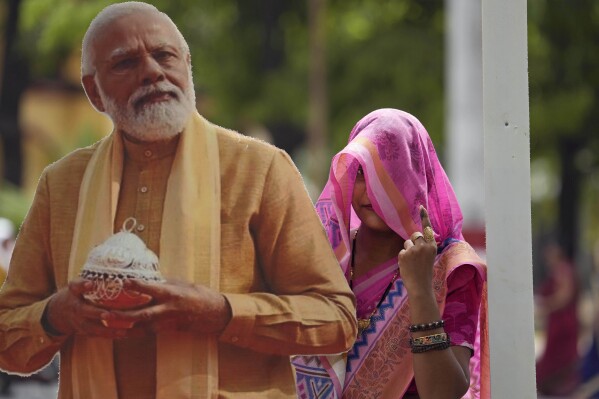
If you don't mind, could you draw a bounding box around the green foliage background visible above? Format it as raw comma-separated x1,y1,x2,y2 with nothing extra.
7,0,599,245
17,0,445,153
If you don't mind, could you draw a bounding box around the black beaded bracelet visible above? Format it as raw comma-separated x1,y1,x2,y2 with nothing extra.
411,340,451,354
409,319,445,332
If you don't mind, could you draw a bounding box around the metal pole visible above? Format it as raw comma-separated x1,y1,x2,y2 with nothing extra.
446,0,484,231
482,0,537,397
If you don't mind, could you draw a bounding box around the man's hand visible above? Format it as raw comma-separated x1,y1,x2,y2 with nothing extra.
102,279,232,334
44,278,129,339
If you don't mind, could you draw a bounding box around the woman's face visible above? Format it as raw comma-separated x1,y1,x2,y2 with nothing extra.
351,165,394,233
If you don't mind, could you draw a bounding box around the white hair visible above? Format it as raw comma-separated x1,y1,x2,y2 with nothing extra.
81,1,190,76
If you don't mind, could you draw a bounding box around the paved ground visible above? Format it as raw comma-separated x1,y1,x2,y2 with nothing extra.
0,379,580,398
0,358,59,398
0,328,585,399
0,380,58,399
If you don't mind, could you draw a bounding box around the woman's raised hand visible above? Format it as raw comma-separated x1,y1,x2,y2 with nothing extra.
398,206,438,296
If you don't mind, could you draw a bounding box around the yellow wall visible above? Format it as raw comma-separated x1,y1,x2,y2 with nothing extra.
19,88,112,195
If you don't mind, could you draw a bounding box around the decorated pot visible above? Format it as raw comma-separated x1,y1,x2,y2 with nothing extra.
80,217,164,327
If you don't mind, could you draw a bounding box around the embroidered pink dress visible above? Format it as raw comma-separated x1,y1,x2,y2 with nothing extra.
353,255,482,395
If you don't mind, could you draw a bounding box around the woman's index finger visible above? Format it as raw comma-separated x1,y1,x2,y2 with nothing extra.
419,205,433,229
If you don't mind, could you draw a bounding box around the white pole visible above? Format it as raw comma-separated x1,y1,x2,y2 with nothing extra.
446,0,484,230
482,0,537,397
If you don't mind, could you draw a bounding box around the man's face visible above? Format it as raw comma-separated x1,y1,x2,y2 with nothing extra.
84,11,195,141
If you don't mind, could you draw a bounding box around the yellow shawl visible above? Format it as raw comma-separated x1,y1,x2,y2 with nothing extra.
67,111,221,398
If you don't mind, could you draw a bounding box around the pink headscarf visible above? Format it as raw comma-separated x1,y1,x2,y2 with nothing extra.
317,108,464,276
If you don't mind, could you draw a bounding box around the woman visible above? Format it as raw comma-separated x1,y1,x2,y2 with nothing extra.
293,109,488,398
535,242,579,396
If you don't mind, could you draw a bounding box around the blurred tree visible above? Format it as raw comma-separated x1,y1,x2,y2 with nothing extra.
326,1,444,153
8,0,599,307
0,181,31,228
15,0,445,154
529,0,599,259
307,0,328,186
0,0,28,187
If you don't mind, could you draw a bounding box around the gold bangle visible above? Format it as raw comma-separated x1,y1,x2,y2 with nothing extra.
410,333,449,347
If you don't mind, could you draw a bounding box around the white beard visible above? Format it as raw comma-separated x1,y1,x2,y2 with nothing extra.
99,70,196,142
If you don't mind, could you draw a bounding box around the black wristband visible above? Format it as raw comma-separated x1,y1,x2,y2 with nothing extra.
41,304,64,337
409,319,445,332
411,341,451,353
